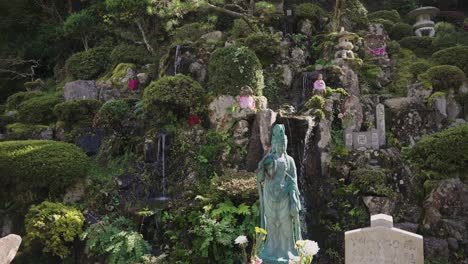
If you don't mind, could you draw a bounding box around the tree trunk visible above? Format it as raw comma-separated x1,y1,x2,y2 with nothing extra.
135,20,155,56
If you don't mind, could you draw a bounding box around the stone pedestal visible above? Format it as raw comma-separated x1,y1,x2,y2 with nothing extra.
345,214,424,264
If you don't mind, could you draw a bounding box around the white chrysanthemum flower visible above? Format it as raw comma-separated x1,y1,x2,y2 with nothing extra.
234,235,248,245
288,251,300,263
338,113,344,119
303,240,320,256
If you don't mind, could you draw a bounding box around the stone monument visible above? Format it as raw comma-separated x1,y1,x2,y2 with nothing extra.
345,214,424,264
0,234,22,264
257,124,302,263
407,7,440,37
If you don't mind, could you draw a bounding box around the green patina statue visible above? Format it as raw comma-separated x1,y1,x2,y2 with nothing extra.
257,124,302,263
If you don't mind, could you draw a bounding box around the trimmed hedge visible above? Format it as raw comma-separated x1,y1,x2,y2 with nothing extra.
173,22,214,43
94,99,133,132
5,123,49,140
406,125,468,176
0,140,89,204
243,32,282,66
432,46,468,75
143,74,204,122
24,201,84,259
389,23,413,40
368,9,401,23
399,36,434,57
229,19,258,39
5,91,45,111
294,3,327,22
17,93,61,124
423,65,465,91
208,46,264,96
65,47,112,80
54,99,102,128
110,44,150,65
408,60,432,78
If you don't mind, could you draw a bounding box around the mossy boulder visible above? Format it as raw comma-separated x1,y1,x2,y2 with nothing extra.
0,140,89,205
143,74,205,123
350,168,395,197
304,95,325,110
422,65,465,91
405,124,468,178
399,36,434,57
17,93,61,124
243,32,282,66
109,63,136,87
432,46,468,75
5,123,49,140
110,44,151,65
54,99,102,129
389,22,413,40
24,201,84,259
65,47,112,80
208,46,264,96
5,91,45,111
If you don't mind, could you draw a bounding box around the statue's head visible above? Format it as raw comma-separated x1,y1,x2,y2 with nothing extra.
272,124,287,155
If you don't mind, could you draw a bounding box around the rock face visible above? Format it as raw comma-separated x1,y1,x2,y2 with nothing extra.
246,109,277,171
201,31,223,42
339,67,360,96
97,81,120,102
362,196,396,215
0,234,22,264
424,237,449,262
208,95,237,131
75,129,103,156
64,80,99,101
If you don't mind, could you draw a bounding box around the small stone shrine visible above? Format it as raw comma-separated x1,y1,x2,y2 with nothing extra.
344,102,385,150
345,214,424,264
407,7,440,37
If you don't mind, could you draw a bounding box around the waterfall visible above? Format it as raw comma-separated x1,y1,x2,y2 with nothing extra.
302,72,315,104
299,116,315,238
153,133,169,201
174,45,181,75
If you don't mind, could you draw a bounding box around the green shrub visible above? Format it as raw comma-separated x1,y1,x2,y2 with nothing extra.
351,168,395,197
408,60,432,78
294,3,327,22
0,140,89,204
368,10,401,23
24,80,44,90
110,44,150,65
5,123,49,140
208,46,264,96
5,91,45,111
389,22,413,40
432,22,468,50
81,216,152,264
304,95,325,110
371,18,395,32
173,22,214,43
24,201,84,259
399,36,434,57
432,46,468,75
255,1,276,17
94,99,133,132
65,47,112,80
406,125,468,176
423,65,465,91
17,93,61,124
143,74,204,123
54,99,102,128
427,91,446,106
0,114,15,130
243,32,282,66
386,40,401,56
229,19,258,39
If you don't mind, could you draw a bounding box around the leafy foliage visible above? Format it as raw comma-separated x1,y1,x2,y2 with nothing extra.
94,99,133,133
294,3,327,23
399,36,434,57
17,93,61,124
432,46,468,75
243,32,282,66
54,99,102,129
229,19,258,39
24,201,84,259
350,168,395,197
81,216,152,264
172,22,214,43
422,65,465,91
143,74,205,123
405,125,468,177
110,44,151,65
389,23,413,41
208,46,264,96
0,140,89,205
5,123,49,140
304,95,325,110
5,91,45,111
368,10,401,23
65,47,112,80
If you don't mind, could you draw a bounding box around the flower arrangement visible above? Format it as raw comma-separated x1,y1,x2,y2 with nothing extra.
288,240,320,264
234,226,267,264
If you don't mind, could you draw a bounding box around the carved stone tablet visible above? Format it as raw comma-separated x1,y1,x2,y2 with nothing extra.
345,214,423,264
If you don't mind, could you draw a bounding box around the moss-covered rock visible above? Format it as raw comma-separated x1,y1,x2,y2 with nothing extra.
399,36,434,57
208,46,264,96
143,74,204,123
423,65,465,91
109,63,136,88
405,124,468,177
65,47,112,80
389,22,413,41
350,168,395,197
304,95,325,110
0,140,89,204
368,10,401,23
54,99,102,129
110,44,151,65
94,99,133,132
243,32,282,66
5,91,45,111
5,123,49,140
24,201,84,259
17,93,61,124
432,46,468,75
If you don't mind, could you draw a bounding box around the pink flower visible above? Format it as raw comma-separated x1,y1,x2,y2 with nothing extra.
254,256,263,264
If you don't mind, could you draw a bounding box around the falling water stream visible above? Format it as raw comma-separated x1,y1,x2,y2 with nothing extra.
302,72,315,104
154,133,170,202
174,45,181,75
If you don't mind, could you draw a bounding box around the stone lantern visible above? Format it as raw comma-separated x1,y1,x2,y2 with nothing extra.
407,6,440,37
334,27,357,60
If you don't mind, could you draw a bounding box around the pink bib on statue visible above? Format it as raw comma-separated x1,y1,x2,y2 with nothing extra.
314,80,326,91
240,95,255,109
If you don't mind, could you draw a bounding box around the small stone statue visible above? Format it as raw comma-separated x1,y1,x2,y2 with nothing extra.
239,86,256,109
257,124,302,263
313,74,326,96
